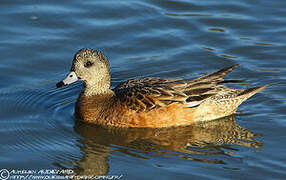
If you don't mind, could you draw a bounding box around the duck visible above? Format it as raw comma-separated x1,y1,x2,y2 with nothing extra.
56,48,266,128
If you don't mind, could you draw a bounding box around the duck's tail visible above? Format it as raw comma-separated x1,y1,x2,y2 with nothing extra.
238,85,267,100
227,85,267,115
193,85,267,122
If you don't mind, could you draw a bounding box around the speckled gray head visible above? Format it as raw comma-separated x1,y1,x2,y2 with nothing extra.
56,48,111,90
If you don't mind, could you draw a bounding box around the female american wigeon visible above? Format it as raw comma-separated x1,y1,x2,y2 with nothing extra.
56,48,266,128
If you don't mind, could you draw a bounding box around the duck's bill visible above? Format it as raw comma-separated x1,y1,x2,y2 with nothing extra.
56,71,78,88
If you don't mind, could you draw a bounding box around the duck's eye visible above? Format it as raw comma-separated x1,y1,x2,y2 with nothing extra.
84,61,93,68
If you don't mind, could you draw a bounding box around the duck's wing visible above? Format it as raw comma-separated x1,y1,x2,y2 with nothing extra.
114,65,241,112
114,77,188,112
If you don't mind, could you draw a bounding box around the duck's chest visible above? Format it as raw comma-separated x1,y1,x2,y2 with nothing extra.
74,93,124,124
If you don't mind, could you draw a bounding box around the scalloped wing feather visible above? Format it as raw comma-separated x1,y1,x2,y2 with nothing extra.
114,65,241,112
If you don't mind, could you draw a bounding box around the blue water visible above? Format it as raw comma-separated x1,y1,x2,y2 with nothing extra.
0,0,286,179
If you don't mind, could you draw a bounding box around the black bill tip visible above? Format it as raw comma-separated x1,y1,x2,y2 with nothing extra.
56,81,65,88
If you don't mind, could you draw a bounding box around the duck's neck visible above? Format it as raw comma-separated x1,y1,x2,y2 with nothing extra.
76,82,115,123
83,76,112,96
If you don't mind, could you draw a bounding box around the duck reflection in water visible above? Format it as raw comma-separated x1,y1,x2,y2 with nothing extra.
65,115,262,176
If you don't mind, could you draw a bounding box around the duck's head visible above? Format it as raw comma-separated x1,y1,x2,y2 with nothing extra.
56,48,111,95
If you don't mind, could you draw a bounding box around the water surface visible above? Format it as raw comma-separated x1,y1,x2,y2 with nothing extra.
0,0,286,179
